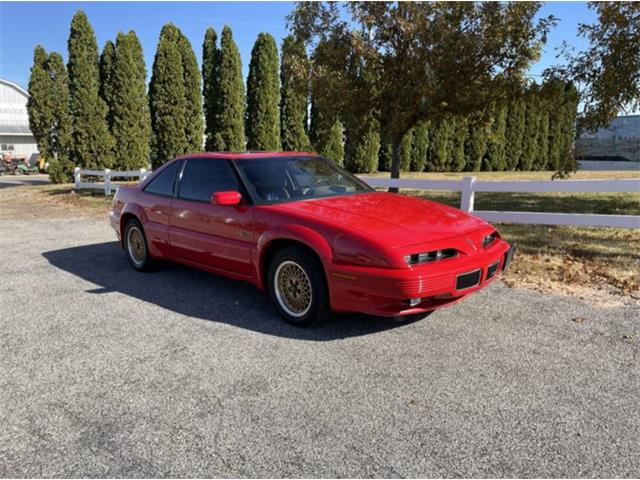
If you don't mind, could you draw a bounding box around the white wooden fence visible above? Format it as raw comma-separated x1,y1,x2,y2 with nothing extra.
74,167,151,195
72,167,639,229
360,176,640,229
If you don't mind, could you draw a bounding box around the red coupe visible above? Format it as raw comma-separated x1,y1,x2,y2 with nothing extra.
109,152,513,326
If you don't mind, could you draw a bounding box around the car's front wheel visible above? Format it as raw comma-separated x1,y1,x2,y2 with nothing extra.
124,218,153,271
267,246,331,327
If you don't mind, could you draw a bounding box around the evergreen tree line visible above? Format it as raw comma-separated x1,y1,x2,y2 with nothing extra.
27,10,578,182
28,11,311,181
373,80,579,174
27,11,151,182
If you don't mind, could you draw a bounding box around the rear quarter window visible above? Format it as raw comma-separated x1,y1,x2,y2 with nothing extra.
143,162,180,197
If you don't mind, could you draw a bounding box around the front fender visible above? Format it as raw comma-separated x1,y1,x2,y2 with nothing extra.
254,224,334,291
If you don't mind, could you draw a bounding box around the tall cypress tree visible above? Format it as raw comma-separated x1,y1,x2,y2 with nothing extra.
534,108,550,170
67,10,114,169
309,93,342,163
449,116,467,172
178,31,203,152
321,119,344,165
202,27,219,151
465,112,489,172
308,95,320,150
544,78,566,171
99,40,116,129
399,128,413,172
519,91,540,171
110,31,151,170
558,82,579,171
27,45,52,161
505,97,526,170
246,33,280,151
427,116,453,172
410,122,429,172
211,26,245,151
47,53,74,182
280,36,310,151
378,122,393,172
149,24,187,167
342,42,380,173
344,119,380,173
485,104,507,171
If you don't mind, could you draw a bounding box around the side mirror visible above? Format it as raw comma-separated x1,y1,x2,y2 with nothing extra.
211,190,242,206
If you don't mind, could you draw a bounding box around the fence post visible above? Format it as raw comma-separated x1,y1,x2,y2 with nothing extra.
460,176,476,212
104,168,111,195
74,167,80,190
139,168,146,181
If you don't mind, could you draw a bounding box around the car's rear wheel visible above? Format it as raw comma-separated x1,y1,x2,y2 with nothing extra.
124,218,153,271
268,246,331,327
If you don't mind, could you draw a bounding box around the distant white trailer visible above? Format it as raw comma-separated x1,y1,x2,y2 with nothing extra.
0,78,39,161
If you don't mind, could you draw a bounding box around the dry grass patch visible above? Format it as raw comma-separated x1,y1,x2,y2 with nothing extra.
500,224,639,302
0,183,112,220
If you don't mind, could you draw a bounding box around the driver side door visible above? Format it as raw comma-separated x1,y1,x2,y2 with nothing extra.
169,158,255,277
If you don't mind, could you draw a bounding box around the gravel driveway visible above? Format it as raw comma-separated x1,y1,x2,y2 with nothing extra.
0,213,638,478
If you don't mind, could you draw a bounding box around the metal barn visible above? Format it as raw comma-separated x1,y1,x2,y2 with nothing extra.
0,78,38,161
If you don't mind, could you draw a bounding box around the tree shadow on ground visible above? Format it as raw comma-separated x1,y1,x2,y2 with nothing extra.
43,242,423,342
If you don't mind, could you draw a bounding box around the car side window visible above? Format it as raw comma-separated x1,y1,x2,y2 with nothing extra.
143,161,179,197
178,159,239,202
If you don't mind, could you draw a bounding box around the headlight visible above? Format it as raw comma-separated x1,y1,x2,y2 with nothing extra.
404,248,458,265
482,232,498,249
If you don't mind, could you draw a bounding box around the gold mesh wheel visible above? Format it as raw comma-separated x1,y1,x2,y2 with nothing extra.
274,260,313,317
127,226,146,267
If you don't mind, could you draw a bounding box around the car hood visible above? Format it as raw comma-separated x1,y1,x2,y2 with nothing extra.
268,191,489,247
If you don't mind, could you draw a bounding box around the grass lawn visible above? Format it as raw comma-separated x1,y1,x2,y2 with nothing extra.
2,170,638,302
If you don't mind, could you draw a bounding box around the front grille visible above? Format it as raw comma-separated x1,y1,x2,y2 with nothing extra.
397,273,454,296
456,269,482,290
486,261,500,280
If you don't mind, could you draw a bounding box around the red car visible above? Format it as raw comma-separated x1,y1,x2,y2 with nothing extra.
109,152,513,326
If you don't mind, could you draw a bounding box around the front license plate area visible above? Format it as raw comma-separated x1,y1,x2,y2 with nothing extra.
456,269,482,291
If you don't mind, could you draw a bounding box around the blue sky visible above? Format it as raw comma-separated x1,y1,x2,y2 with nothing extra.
0,1,596,90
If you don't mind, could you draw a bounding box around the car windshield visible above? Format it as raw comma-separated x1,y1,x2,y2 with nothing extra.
235,156,372,203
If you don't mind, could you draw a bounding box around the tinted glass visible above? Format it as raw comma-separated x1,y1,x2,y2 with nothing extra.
179,159,239,202
236,156,371,203
143,161,179,196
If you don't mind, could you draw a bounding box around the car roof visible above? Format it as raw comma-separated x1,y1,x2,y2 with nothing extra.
175,151,318,161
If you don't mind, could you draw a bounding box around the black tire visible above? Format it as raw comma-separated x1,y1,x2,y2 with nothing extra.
124,218,154,271
267,245,331,327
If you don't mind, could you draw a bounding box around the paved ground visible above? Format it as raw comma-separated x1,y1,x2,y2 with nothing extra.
0,209,638,477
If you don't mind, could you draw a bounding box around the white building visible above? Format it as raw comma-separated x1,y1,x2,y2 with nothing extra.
575,114,640,163
0,78,38,160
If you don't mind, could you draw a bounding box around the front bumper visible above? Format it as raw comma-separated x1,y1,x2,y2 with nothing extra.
327,241,514,317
